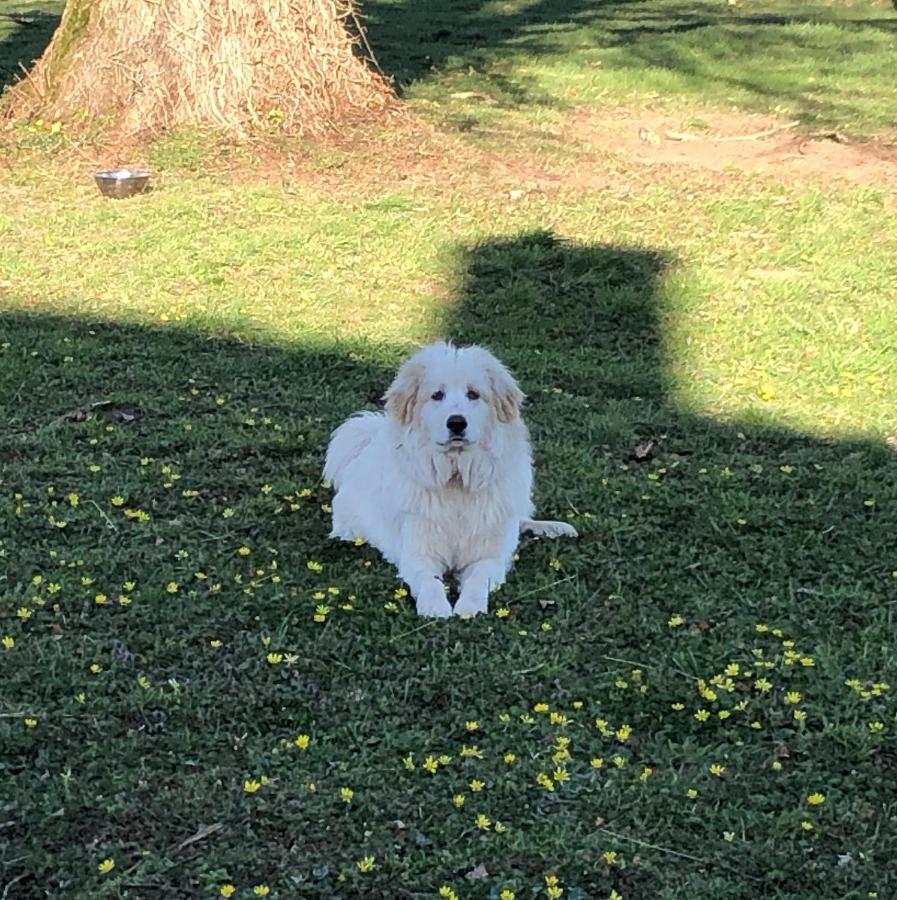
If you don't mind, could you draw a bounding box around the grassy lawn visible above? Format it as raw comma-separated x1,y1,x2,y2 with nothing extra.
2,1,897,899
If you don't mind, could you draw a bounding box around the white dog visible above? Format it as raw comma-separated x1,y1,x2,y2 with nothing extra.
323,342,577,618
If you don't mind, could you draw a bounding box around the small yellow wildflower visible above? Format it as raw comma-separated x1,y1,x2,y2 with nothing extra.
475,813,491,830
243,779,261,793
686,788,698,799
98,859,115,874
357,856,375,872
452,794,465,808
469,779,485,792
503,752,516,764
710,764,726,776
253,887,269,897
807,793,825,806
220,886,236,898
340,786,354,803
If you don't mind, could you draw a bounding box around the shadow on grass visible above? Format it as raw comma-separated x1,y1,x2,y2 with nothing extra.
362,0,897,129
0,8,60,95
1,232,894,897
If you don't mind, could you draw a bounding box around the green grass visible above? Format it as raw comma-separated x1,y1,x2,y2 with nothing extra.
3,1,897,898
365,0,897,139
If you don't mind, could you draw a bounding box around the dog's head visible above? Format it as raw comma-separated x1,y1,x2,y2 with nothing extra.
384,341,524,450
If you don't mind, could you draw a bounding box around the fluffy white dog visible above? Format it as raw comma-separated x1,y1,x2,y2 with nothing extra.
323,342,577,618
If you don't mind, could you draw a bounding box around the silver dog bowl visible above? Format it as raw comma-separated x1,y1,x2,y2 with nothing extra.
93,168,151,199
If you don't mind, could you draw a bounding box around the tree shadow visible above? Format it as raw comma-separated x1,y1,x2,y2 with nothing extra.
1,232,893,896
0,8,60,95
361,0,897,129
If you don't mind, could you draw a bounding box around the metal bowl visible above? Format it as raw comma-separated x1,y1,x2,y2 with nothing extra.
92,168,151,199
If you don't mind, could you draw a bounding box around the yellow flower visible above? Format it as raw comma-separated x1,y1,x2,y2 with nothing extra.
2,636,14,650
723,831,735,842
165,582,178,594
616,723,632,742
553,768,570,783
423,756,439,774
639,766,653,782
306,560,323,572
475,813,491,830
534,702,549,713
771,760,783,771
465,720,479,732
536,772,554,791
709,764,726,776
869,721,885,733
686,788,698,799
807,793,825,805
452,794,465,807
220,886,236,898
253,887,269,897
793,710,807,722
98,858,115,874
460,745,483,759
500,891,516,900
591,758,604,769
438,888,458,900
667,615,684,627
496,607,510,618
24,718,37,728
503,752,516,764
137,675,151,690
357,856,375,872
602,850,618,864
438,754,452,766
801,820,814,831
89,663,103,674
694,709,710,722
243,779,261,793
340,786,354,803
266,653,283,665
469,779,485,792
784,691,802,705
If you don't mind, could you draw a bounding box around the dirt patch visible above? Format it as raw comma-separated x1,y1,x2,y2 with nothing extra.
565,107,897,191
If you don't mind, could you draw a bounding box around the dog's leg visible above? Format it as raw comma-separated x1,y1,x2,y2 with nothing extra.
454,558,507,618
399,557,453,619
520,518,578,539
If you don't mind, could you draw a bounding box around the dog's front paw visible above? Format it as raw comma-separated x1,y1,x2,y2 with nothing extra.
416,581,453,619
548,521,578,539
454,591,489,619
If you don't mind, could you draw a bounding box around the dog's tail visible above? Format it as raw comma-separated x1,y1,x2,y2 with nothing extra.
323,413,383,489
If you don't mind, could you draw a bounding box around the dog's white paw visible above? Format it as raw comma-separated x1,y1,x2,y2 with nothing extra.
522,519,579,539
415,581,453,619
454,592,489,619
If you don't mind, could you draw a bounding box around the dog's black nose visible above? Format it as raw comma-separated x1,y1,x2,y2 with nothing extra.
446,415,467,436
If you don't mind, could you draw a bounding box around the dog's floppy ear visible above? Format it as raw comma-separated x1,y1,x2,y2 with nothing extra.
384,361,424,425
487,360,525,424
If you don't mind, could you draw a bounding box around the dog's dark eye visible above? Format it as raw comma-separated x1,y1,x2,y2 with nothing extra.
466,389,480,401
431,390,445,402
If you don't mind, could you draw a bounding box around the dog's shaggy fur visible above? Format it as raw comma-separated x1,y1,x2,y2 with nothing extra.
324,342,576,617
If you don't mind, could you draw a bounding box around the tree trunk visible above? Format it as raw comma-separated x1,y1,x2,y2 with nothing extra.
2,0,394,136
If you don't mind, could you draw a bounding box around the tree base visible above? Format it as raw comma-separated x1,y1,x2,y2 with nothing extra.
2,0,396,137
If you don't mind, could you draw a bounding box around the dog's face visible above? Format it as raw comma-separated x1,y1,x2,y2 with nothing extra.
385,342,524,450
